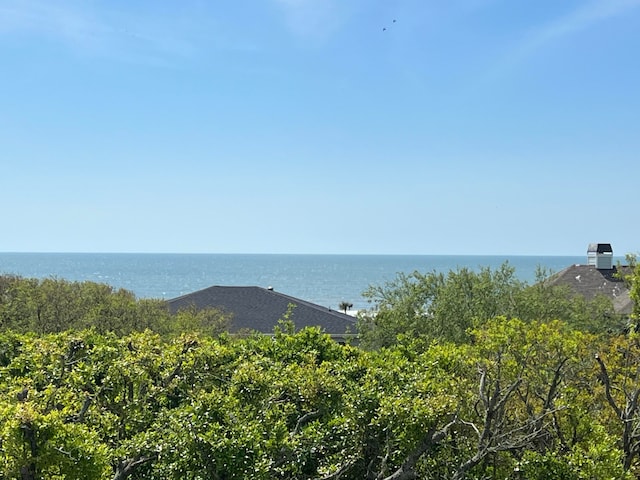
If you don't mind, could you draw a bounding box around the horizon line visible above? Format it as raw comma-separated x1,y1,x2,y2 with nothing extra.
0,251,605,257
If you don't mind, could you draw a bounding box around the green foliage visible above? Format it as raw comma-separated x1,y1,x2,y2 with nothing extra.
520,427,632,480
168,304,231,338
358,263,524,348
358,262,620,350
0,274,233,338
0,403,112,479
516,270,622,334
626,256,640,330
0,263,638,478
1,323,638,479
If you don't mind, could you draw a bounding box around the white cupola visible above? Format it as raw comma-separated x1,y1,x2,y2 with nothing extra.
587,243,613,270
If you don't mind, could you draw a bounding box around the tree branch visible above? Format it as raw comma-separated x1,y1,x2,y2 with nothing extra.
382,416,457,480
595,353,622,418
112,454,157,480
292,410,321,436
314,459,358,480
74,394,92,423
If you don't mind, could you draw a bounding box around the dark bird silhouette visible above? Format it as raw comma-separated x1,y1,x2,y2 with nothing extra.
383,19,397,31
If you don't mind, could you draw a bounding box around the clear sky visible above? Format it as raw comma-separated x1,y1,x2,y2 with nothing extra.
1,0,639,255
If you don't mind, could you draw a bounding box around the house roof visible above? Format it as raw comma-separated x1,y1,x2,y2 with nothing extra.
167,286,357,335
547,264,633,315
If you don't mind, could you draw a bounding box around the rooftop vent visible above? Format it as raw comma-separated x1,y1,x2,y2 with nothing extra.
587,243,613,270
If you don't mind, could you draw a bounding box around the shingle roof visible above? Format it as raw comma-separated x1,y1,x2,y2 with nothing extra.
547,264,633,314
167,286,357,335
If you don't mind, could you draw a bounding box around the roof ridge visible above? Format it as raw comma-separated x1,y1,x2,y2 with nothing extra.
263,288,355,320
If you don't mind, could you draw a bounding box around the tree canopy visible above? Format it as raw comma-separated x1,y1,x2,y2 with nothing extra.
0,263,638,479
0,320,638,479
0,275,228,338
357,262,623,349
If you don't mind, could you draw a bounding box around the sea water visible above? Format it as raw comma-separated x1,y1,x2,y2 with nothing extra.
0,253,602,311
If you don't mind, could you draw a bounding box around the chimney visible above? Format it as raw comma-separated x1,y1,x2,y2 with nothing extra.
587,243,613,270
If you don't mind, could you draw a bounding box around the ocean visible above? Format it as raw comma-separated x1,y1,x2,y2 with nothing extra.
0,253,602,312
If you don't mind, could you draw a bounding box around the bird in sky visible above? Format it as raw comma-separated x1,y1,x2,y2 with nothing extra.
383,19,397,31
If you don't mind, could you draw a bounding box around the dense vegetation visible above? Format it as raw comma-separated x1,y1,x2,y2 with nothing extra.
0,275,229,337
0,261,638,479
357,263,624,349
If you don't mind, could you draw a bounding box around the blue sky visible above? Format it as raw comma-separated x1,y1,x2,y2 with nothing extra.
1,0,639,255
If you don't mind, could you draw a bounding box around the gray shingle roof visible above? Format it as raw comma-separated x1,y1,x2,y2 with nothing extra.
167,286,356,335
547,264,633,314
